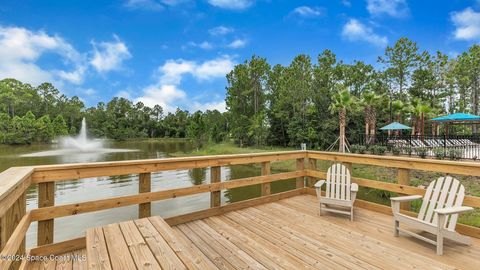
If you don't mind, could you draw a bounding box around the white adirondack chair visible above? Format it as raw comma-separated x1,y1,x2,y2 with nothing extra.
391,176,473,255
314,163,358,221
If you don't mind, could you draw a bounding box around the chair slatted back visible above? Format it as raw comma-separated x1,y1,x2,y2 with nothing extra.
418,176,465,231
325,163,351,201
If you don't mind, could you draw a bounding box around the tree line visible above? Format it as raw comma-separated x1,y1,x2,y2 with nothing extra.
0,79,228,145
226,38,480,149
2,37,480,148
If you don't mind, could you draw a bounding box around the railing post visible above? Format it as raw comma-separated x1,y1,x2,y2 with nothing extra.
296,158,305,188
261,162,271,196
38,181,55,246
0,192,26,269
397,168,411,210
139,173,151,218
307,158,317,187
210,166,221,207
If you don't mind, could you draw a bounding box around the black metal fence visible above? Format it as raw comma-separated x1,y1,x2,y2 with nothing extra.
350,134,480,160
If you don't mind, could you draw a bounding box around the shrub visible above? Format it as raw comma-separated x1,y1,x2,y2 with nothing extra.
433,148,445,160
350,144,360,153
448,148,462,160
391,147,401,156
357,145,367,154
404,147,413,156
417,148,428,159
370,145,387,155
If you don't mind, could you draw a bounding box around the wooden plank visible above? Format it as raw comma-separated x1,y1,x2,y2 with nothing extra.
0,212,31,270
165,188,305,226
212,215,317,270
204,217,296,270
134,218,187,270
85,227,111,270
187,221,256,269
260,162,270,196
72,249,87,270
0,167,33,217
118,221,161,269
176,224,235,270
30,237,86,256
31,171,306,221
102,223,137,270
38,182,55,246
210,166,221,208
296,158,304,188
31,151,306,183
193,220,266,269
138,173,151,218
148,216,218,269
0,192,27,270
397,168,411,210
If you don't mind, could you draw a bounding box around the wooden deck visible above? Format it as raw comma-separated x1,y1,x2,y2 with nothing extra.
24,194,480,270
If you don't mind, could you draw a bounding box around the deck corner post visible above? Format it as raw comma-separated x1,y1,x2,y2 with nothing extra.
296,158,305,188
139,172,152,218
210,166,221,208
307,158,317,187
0,191,27,269
261,161,271,196
397,168,411,210
38,181,55,246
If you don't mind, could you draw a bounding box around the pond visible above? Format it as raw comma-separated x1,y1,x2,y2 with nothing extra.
0,140,296,248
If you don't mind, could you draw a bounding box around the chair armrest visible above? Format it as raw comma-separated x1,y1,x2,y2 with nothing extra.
390,195,423,202
434,206,474,215
314,180,325,189
350,183,358,192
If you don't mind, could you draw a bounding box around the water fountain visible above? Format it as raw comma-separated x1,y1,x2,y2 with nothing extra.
21,118,136,161
61,118,103,151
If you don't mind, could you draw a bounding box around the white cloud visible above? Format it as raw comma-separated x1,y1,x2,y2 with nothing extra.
0,25,84,86
227,39,247,49
136,56,234,112
194,57,235,80
158,56,234,84
184,41,213,50
158,59,196,84
208,0,253,10
192,100,226,112
292,6,325,17
366,0,408,18
116,90,133,99
451,7,480,40
90,35,131,73
209,26,234,35
55,66,87,85
342,19,388,46
136,84,186,112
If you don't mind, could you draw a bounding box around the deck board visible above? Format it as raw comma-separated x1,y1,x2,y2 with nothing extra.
24,194,480,270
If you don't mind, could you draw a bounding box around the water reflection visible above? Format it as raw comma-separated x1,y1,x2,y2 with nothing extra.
0,140,297,248
188,168,206,185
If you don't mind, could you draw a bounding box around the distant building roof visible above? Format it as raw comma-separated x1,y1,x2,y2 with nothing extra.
380,122,412,130
430,113,480,122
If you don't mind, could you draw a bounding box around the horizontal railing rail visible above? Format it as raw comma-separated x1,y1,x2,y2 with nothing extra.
1,150,480,269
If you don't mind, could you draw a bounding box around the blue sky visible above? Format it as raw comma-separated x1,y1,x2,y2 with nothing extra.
1,0,480,112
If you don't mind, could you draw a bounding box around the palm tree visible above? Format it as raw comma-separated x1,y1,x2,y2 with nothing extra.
391,100,411,136
360,91,384,144
329,85,356,153
410,98,433,136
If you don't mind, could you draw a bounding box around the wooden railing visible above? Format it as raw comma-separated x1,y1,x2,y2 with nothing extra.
0,150,480,269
